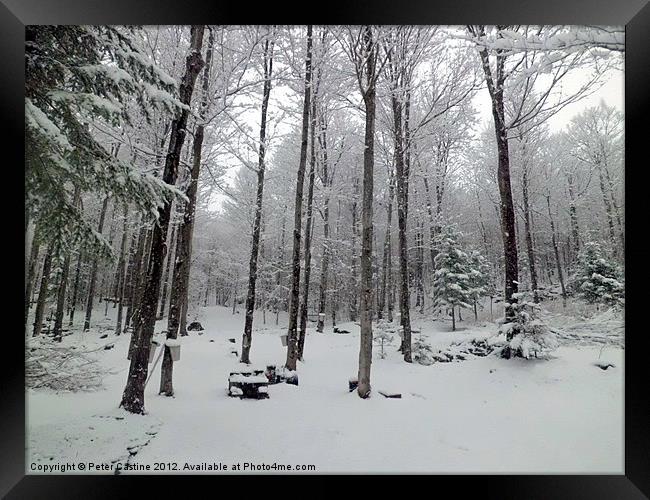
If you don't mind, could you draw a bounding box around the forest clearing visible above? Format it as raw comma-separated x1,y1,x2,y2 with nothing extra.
28,303,623,473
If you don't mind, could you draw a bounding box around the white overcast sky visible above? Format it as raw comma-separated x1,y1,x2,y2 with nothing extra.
207,51,624,213
473,66,624,132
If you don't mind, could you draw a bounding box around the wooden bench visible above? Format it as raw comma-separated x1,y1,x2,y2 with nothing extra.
228,369,269,399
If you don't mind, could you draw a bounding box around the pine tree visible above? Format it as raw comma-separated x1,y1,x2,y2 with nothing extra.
468,249,491,321
498,295,558,359
432,225,472,331
572,241,624,307
25,26,184,260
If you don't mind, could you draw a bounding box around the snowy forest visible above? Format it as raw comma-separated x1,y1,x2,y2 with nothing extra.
25,25,625,473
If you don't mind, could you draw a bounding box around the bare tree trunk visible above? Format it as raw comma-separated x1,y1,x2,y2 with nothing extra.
477,42,519,328
285,25,313,371
83,195,109,331
53,189,80,341
32,247,53,337
25,237,41,330
131,225,154,330
391,76,412,362
316,116,331,333
597,159,620,255
115,204,129,335
379,168,395,320
241,33,273,364
121,25,205,413
124,213,144,330
546,194,567,306
349,177,359,322
68,250,83,326
566,172,580,260
298,89,318,359
521,165,539,302
357,25,376,398
331,199,342,328
161,27,212,396
158,220,177,319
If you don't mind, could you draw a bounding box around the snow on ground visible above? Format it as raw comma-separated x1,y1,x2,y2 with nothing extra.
27,303,624,474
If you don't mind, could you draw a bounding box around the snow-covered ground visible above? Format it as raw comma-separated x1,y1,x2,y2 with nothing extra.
27,303,624,474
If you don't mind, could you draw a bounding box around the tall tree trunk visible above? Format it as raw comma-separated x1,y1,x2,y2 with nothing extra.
161,27,212,396
331,199,342,327
158,220,177,319
521,165,539,302
25,237,41,331
53,187,81,340
566,172,580,260
68,251,83,326
285,25,313,371
121,25,205,413
241,33,273,365
115,204,129,335
124,213,144,329
32,247,53,337
379,169,395,320
83,196,109,331
597,158,619,255
298,88,318,359
315,131,331,333
349,178,359,322
357,25,376,398
477,45,519,327
546,194,567,306
391,76,412,362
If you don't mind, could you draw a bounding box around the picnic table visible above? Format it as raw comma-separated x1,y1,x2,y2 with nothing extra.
228,369,269,399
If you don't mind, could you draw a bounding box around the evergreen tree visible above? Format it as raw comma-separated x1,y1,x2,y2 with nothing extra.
572,241,624,307
467,249,492,321
498,295,558,359
25,26,183,259
432,225,472,331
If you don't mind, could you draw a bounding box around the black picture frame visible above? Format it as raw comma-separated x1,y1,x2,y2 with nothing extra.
4,1,649,497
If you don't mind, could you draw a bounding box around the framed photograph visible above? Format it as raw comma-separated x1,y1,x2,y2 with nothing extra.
5,0,648,497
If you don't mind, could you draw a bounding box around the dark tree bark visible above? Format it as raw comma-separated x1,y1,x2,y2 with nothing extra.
32,247,53,337
349,177,359,322
521,160,539,302
25,236,41,331
331,199,342,327
124,213,144,329
115,204,129,335
390,67,412,362
53,189,81,340
357,25,377,398
241,33,274,365
121,25,205,413
160,26,213,396
158,220,177,319
378,167,395,320
316,115,331,333
475,34,519,326
298,89,318,360
597,158,619,255
83,195,109,331
68,250,83,326
546,194,567,306
285,25,313,372
566,172,580,260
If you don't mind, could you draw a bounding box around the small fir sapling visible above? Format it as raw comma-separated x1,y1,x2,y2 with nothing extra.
412,331,435,366
373,320,394,359
468,249,492,321
432,225,473,331
498,293,559,359
572,241,624,308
